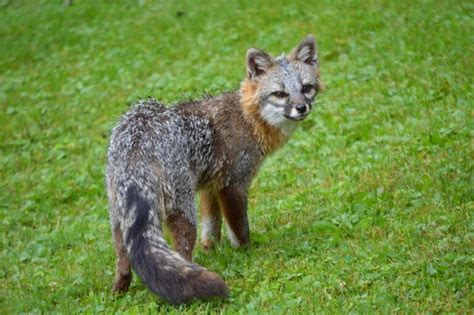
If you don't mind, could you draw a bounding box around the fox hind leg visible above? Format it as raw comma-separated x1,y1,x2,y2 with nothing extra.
167,211,197,261
111,224,133,293
200,190,222,251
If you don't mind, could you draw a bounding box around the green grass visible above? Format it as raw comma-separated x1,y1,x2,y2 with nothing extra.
1,0,473,313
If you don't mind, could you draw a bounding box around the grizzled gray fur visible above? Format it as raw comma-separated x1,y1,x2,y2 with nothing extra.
106,35,321,304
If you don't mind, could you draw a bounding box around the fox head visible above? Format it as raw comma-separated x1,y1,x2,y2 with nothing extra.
242,35,321,132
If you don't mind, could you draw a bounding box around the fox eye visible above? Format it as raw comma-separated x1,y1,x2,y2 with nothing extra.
272,91,288,98
302,84,314,94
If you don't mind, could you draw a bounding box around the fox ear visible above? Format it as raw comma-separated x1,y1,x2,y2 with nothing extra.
246,48,275,79
292,35,317,66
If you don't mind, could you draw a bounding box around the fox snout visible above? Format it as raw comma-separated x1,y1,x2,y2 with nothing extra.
287,103,310,121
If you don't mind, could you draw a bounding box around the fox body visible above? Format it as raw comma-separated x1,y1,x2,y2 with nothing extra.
106,35,322,304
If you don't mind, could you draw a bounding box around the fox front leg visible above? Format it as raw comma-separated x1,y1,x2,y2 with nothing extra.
218,187,250,247
200,189,222,251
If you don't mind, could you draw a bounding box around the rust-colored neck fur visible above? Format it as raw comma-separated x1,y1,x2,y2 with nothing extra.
240,79,288,155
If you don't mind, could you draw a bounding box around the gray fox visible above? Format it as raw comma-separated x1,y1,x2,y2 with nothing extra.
106,35,322,304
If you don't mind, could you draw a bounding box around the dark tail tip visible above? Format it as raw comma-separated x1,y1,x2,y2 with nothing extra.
168,269,229,305
194,270,230,299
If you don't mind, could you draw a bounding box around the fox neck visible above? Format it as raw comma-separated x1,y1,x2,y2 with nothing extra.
240,79,292,155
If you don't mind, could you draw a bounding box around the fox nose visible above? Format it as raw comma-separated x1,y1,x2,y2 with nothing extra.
295,104,307,114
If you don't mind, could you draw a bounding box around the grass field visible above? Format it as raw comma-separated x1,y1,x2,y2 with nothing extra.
1,0,473,313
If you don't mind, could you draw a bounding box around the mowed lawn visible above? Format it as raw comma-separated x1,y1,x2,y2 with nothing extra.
0,0,472,313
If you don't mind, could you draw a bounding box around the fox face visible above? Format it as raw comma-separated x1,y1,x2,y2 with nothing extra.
246,36,320,129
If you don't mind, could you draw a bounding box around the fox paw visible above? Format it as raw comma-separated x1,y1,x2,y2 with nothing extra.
202,239,215,252
112,273,132,293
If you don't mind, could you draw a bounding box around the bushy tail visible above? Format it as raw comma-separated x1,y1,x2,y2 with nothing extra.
120,184,229,304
